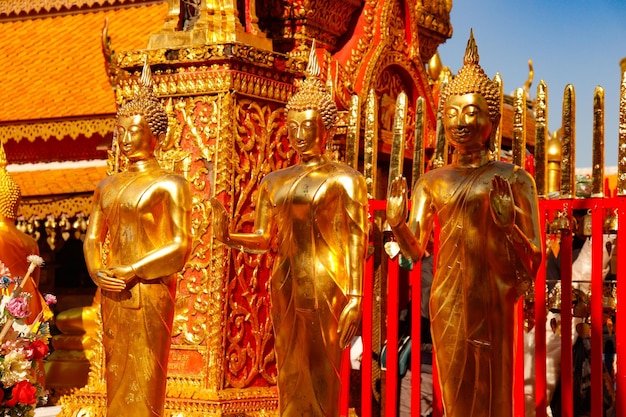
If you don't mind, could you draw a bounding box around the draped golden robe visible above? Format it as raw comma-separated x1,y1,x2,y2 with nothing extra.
257,161,368,417
411,161,539,417
84,163,191,417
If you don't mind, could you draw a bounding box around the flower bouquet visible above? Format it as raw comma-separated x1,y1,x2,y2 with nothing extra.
0,255,55,417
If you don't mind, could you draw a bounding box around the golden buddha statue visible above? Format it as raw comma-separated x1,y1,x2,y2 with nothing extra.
211,44,368,417
0,141,53,390
386,31,542,417
0,141,51,326
84,60,192,417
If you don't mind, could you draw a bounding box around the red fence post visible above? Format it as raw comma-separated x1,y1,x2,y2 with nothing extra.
616,197,626,417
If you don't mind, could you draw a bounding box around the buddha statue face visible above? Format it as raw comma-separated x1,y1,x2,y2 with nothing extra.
443,93,493,152
284,41,338,157
116,114,156,161
287,109,326,157
438,30,500,153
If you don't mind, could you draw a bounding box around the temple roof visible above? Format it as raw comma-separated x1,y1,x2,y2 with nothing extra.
0,2,167,124
9,164,107,197
0,1,167,216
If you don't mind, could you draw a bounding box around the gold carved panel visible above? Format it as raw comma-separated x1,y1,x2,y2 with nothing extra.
223,97,293,389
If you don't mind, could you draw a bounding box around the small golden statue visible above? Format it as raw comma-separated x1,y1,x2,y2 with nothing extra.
0,141,51,326
84,59,193,417
211,43,369,417
386,31,542,417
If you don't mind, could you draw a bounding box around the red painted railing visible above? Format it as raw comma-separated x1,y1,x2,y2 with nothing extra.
341,196,624,417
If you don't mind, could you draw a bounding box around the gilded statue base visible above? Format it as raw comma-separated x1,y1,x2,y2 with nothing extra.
56,389,278,417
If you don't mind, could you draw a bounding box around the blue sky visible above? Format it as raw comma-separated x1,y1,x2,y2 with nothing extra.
436,0,626,169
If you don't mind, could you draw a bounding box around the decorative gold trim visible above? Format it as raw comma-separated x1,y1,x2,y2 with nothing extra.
534,80,548,197
364,89,378,199
414,1,453,38
116,44,303,75
619,64,626,196
17,193,93,219
512,87,526,168
412,96,426,187
592,86,605,197
343,0,377,88
561,84,576,198
388,91,407,188
345,94,361,170
0,118,114,143
114,65,296,105
432,76,448,169
491,73,503,161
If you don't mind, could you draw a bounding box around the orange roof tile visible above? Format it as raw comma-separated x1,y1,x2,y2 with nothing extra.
10,165,108,197
0,3,168,123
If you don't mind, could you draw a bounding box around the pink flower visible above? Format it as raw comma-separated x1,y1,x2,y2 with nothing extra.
44,294,57,306
6,297,30,319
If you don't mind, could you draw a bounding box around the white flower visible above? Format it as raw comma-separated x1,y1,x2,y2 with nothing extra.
0,349,32,386
0,261,10,277
26,255,44,267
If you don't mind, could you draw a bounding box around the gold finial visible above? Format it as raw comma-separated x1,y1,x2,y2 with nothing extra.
439,29,500,124
0,142,21,220
117,57,168,139
286,40,338,131
523,59,534,98
464,29,479,66
306,39,321,78
140,55,153,89
428,52,443,81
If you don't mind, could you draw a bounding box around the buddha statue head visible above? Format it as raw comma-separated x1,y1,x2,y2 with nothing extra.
439,30,501,152
116,59,168,153
285,41,338,153
0,142,21,220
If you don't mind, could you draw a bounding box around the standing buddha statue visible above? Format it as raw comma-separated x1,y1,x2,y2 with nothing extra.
211,43,369,417
83,60,193,417
386,31,543,417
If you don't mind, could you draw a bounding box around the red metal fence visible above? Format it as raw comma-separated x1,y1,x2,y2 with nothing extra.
341,196,625,417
